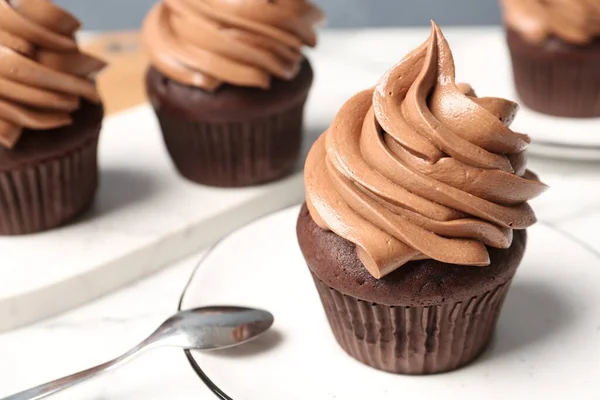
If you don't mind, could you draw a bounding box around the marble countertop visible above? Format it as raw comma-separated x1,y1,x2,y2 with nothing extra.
0,254,212,399
1,27,600,399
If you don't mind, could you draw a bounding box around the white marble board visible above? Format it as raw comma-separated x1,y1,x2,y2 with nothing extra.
0,106,308,333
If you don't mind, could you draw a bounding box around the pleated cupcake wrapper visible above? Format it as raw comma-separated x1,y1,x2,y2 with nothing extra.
312,274,512,375
157,99,307,188
0,137,99,235
508,37,600,118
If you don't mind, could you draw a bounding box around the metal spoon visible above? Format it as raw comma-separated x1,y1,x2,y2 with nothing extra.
2,306,274,400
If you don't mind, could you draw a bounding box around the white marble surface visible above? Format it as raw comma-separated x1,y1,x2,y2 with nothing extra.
0,254,212,399
1,27,600,399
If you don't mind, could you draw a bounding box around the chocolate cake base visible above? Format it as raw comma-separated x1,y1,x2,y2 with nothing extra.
296,204,526,374
507,28,600,118
146,59,314,188
0,101,103,235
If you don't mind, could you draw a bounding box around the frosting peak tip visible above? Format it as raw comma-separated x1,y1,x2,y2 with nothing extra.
429,20,445,36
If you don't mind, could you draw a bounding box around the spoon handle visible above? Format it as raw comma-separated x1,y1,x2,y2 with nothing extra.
1,341,151,400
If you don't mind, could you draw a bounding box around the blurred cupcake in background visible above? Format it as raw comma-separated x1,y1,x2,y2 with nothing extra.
0,0,106,235
143,0,324,187
501,0,600,118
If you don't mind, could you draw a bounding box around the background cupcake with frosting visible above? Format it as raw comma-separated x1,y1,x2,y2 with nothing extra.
142,0,324,187
0,0,105,235
502,0,600,118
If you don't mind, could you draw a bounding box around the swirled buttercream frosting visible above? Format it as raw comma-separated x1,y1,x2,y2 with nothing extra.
142,0,324,92
0,0,105,149
502,0,600,45
304,22,547,279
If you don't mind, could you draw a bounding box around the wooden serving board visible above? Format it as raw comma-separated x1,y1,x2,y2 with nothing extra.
83,31,148,116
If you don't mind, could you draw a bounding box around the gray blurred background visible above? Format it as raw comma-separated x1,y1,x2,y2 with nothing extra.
55,0,502,30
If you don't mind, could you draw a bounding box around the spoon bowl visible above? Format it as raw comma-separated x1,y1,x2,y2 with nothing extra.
152,306,274,350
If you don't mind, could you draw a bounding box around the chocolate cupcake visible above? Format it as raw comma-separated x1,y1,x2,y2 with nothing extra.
0,1,105,235
297,22,547,375
501,0,600,117
142,0,323,187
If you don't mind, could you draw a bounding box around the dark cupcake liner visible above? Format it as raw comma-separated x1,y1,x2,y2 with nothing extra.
507,29,600,118
156,99,306,188
0,136,99,235
312,273,512,375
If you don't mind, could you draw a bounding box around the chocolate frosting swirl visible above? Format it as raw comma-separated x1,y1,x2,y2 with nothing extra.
0,0,105,149
502,0,600,45
142,0,323,92
304,22,547,279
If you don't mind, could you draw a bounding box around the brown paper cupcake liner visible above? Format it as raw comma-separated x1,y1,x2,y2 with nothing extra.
156,100,306,188
0,136,99,235
507,30,600,118
312,273,512,375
